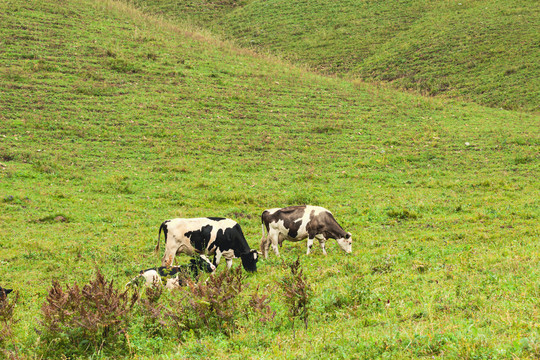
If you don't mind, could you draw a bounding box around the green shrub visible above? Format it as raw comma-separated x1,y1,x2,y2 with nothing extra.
386,208,419,220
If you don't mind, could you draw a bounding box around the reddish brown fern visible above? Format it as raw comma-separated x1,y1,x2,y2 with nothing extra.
279,257,311,335
167,265,246,336
39,270,138,357
0,290,20,359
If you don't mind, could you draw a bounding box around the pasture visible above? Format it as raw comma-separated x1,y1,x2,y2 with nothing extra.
0,0,539,358
132,0,540,112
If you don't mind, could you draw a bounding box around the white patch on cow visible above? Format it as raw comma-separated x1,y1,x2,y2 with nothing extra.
306,205,329,217
140,270,161,287
335,232,353,253
265,208,281,215
125,269,183,290
199,254,216,271
214,247,235,269
165,277,180,289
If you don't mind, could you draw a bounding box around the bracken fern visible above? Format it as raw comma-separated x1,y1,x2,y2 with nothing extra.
38,270,138,358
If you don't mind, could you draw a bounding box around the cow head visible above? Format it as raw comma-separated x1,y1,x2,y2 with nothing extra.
336,232,352,253
240,249,259,272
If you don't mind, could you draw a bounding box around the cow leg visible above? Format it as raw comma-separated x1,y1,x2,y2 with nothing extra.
214,250,222,267
265,239,272,258
216,250,234,269
316,235,328,255
270,238,280,257
320,242,327,255
269,230,280,257
161,243,179,267
306,237,315,255
260,224,270,259
260,238,267,259
278,233,285,247
260,236,271,259
319,239,328,256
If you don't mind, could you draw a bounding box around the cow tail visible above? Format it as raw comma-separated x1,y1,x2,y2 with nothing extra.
260,221,267,251
260,222,266,241
155,222,164,254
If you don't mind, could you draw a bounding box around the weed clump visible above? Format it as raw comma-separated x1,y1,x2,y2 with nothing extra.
386,208,419,220
0,290,20,359
37,270,138,359
129,284,171,348
279,257,311,335
371,256,394,274
167,265,246,337
247,286,276,324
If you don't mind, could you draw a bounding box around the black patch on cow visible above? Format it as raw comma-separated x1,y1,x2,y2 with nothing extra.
206,217,227,221
191,256,214,273
306,210,347,240
209,223,258,272
210,224,248,256
185,224,213,252
0,286,12,297
262,206,307,238
158,220,171,247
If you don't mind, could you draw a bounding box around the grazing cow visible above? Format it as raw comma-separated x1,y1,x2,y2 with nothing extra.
125,256,214,289
260,205,352,258
0,286,13,298
155,217,259,272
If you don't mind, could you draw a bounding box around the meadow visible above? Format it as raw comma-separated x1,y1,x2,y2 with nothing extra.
0,0,539,358
131,0,540,112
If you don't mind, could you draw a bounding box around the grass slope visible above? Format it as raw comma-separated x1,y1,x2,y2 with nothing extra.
133,0,539,112
0,0,539,358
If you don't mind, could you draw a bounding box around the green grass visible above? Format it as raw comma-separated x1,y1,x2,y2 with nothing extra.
0,0,539,358
133,0,539,112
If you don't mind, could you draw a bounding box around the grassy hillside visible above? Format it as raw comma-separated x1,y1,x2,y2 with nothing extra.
1,0,539,358
132,0,539,112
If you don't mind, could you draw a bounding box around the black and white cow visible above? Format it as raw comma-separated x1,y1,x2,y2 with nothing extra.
0,286,12,298
155,217,259,272
125,256,214,289
260,205,352,258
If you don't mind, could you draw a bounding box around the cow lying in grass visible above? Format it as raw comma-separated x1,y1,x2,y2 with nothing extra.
260,205,352,258
126,256,214,289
